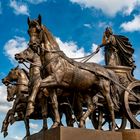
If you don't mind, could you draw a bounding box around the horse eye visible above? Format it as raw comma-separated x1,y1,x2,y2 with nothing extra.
36,25,41,32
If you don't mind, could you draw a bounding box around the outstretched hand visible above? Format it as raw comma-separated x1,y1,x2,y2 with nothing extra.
96,46,100,53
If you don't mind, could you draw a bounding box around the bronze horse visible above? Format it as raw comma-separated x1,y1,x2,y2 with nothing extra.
1,67,48,137
15,46,107,129
27,15,120,130
1,84,30,138
15,46,76,127
2,67,30,137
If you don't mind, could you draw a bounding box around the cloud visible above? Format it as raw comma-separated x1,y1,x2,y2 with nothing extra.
30,123,39,129
27,0,47,4
56,37,104,63
83,24,92,28
69,0,140,16
4,36,28,65
4,35,103,66
120,15,140,32
0,84,12,114
98,21,113,29
56,37,86,59
88,43,104,63
13,136,23,140
9,0,29,15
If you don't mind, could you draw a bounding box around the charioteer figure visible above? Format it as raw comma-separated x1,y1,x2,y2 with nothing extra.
96,27,136,75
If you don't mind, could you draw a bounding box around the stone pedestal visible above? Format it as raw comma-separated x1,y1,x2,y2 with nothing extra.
122,129,140,140
26,127,122,140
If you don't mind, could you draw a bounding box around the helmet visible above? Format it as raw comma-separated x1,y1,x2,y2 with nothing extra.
105,27,113,35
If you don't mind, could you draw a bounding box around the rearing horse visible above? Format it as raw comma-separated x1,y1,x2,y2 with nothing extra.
2,66,48,137
27,15,119,130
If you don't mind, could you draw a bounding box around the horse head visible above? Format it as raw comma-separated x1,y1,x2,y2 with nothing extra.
27,15,60,55
27,15,43,53
2,66,19,86
15,47,34,63
7,85,17,102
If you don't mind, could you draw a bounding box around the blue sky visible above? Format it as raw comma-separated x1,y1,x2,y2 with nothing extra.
0,0,140,139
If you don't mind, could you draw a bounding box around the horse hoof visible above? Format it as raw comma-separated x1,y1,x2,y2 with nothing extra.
4,131,8,137
79,121,85,128
51,122,60,129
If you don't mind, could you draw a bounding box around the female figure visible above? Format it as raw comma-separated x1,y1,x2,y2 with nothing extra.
97,27,135,72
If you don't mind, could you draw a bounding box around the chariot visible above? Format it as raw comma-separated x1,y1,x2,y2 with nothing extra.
91,65,140,130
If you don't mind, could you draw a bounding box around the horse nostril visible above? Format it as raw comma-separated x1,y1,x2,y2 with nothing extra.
7,97,10,101
15,54,18,60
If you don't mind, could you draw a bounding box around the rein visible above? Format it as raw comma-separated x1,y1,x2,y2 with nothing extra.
7,81,28,87
24,59,41,67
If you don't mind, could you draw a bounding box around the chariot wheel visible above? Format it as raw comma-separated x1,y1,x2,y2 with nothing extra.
124,81,140,128
90,109,127,130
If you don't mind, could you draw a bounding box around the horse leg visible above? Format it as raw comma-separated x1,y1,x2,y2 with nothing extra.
1,108,14,137
40,95,48,131
26,79,41,117
79,94,95,128
49,89,60,128
101,80,115,131
98,110,103,130
24,118,30,138
66,107,74,127
1,120,9,138
1,109,11,130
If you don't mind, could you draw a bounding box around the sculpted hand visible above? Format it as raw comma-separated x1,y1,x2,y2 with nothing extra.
96,46,100,53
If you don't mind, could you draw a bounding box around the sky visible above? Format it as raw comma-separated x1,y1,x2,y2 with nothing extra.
0,0,140,139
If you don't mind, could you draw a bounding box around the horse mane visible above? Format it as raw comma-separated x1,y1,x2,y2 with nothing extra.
21,68,29,79
41,25,59,48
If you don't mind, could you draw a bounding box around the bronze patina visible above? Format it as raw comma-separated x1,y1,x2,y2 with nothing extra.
1,15,140,139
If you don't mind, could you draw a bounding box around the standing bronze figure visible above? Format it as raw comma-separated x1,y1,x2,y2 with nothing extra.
96,27,136,73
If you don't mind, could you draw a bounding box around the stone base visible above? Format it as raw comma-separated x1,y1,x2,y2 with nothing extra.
26,127,122,140
122,129,140,140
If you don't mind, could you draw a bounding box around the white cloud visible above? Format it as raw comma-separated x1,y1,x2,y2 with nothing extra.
4,36,28,65
70,0,140,16
56,37,103,63
0,85,12,114
120,15,140,32
98,21,113,29
30,123,39,129
83,24,92,28
13,136,23,140
27,0,47,4
88,43,104,63
56,37,86,59
4,36,103,66
10,0,29,15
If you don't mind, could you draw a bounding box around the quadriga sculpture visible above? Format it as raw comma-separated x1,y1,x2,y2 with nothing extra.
26,15,120,130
